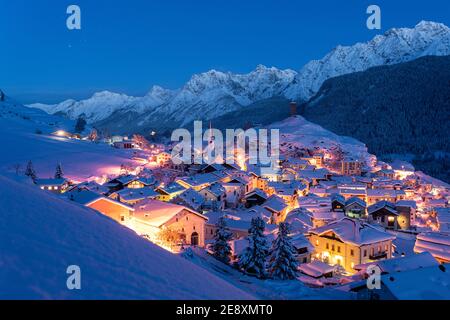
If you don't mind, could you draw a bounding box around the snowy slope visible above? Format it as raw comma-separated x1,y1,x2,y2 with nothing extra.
283,21,450,100
0,95,138,181
0,175,255,299
268,116,375,165
28,21,450,134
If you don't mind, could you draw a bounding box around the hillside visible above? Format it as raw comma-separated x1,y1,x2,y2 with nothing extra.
303,55,450,182
0,174,255,299
0,95,139,181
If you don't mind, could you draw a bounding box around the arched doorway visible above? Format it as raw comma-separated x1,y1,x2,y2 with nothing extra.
190,232,199,246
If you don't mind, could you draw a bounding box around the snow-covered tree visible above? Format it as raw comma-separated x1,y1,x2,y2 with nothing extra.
212,217,233,264
54,163,64,179
268,222,299,280
25,160,37,182
238,217,269,278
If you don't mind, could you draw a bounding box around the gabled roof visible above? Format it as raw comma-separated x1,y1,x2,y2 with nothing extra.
309,218,396,246
35,178,67,186
367,200,398,215
345,197,367,208
156,182,186,195
244,188,268,200
175,188,205,211
263,195,287,213
298,260,336,278
201,183,226,197
134,199,207,227
331,193,345,204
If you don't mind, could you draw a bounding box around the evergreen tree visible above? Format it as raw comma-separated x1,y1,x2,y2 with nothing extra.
212,217,233,264
238,217,269,278
54,163,64,179
25,160,37,182
74,116,87,133
268,222,299,280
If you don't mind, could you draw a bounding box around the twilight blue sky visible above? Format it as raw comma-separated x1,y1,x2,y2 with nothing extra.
1,0,449,103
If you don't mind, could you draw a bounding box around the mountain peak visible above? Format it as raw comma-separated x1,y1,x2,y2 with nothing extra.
91,90,125,98
415,20,449,31
284,20,450,100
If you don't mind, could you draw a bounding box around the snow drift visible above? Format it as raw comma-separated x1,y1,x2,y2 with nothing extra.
0,174,255,299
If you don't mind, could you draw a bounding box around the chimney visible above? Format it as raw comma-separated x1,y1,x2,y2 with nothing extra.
289,101,297,116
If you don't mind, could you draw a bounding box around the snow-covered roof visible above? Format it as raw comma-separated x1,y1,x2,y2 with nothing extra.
345,197,367,208
263,195,287,213
284,208,314,233
354,252,438,274
66,188,103,205
177,173,220,187
339,189,366,196
202,182,226,197
367,200,398,215
157,182,186,195
35,178,67,186
291,233,314,251
298,260,336,278
367,189,404,197
134,199,207,227
116,188,158,201
436,208,450,225
175,188,205,211
395,200,417,209
414,232,450,262
331,193,345,203
244,188,268,200
309,218,396,246
381,264,450,300
205,212,251,232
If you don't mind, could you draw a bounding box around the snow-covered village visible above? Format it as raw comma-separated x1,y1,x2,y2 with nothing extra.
1,1,450,306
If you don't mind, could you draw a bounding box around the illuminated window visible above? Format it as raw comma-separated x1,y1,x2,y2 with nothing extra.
315,240,319,246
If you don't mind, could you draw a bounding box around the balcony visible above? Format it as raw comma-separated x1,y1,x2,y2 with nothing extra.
369,252,388,260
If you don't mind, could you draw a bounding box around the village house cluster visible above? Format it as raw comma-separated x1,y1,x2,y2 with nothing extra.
32,127,450,299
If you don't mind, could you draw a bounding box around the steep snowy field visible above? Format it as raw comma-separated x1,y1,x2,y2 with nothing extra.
0,174,255,299
0,97,137,181
267,116,376,167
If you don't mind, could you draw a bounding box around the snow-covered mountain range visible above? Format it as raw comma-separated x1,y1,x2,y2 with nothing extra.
29,21,450,133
